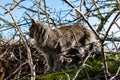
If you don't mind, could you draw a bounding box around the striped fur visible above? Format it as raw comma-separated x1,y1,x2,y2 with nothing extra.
29,19,98,74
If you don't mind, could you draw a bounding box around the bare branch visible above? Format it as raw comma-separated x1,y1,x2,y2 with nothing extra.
101,44,109,80
114,21,120,29
102,12,120,43
92,0,102,19
109,67,120,80
4,61,28,80
72,51,92,80
43,0,50,27
97,8,119,33
4,0,23,14
63,0,101,41
0,17,15,27
106,37,120,42
65,72,70,80
1,4,36,79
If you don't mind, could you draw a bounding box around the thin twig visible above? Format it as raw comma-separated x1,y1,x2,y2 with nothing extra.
111,32,118,51
43,0,50,26
102,12,120,43
109,67,120,80
4,0,23,14
4,61,28,80
63,0,101,41
65,72,70,80
114,21,120,29
101,44,109,80
72,51,92,80
106,37,120,42
79,0,82,11
97,8,118,34
92,0,102,19
3,6,36,80
36,0,41,21
0,16,15,27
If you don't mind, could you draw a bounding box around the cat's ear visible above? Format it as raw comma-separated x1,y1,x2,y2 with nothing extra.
31,19,36,26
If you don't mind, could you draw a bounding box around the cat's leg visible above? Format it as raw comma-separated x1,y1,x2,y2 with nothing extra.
53,55,62,72
44,54,54,74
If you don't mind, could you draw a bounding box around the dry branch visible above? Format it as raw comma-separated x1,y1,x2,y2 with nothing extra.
63,0,101,41
0,43,44,79
0,4,36,80
110,67,120,80
92,0,102,19
0,17,15,27
4,0,23,14
100,12,120,79
106,37,120,42
4,61,28,80
0,0,120,79
97,8,119,33
72,51,92,80
102,12,120,43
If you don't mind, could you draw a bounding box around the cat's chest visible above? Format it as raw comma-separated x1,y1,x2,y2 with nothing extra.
35,41,61,54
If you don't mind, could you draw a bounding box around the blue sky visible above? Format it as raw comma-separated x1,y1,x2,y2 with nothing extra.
0,0,119,39
0,0,81,22
0,0,70,39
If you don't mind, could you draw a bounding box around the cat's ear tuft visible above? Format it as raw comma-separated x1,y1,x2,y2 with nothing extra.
31,19,36,25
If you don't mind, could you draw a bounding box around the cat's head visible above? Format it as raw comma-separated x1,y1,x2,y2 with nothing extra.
29,19,36,38
29,19,48,39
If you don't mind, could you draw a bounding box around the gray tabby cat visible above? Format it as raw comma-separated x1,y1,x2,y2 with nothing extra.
29,19,99,74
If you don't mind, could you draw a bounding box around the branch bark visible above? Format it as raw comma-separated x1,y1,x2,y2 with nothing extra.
63,0,101,41
102,12,120,43
0,5,36,80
